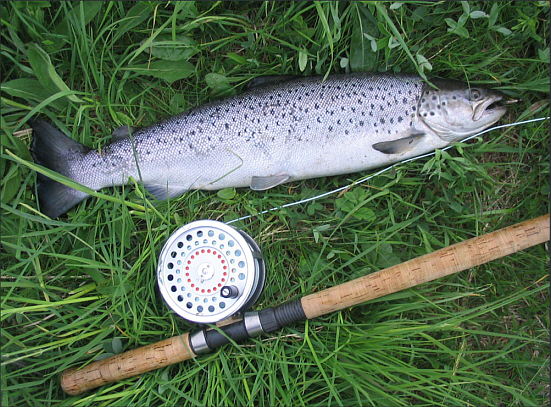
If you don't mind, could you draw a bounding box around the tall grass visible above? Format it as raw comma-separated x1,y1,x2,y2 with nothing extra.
1,1,549,406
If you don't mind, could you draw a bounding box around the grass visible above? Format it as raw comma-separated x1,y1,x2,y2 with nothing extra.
1,1,549,406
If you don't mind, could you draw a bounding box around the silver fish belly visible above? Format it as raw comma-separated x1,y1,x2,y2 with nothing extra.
29,73,508,217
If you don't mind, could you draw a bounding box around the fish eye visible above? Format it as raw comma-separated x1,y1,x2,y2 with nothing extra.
470,89,482,100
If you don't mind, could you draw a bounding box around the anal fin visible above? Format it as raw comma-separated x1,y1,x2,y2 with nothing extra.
144,183,188,200
250,173,290,191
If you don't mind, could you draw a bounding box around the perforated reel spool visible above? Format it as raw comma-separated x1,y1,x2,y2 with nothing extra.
157,220,266,324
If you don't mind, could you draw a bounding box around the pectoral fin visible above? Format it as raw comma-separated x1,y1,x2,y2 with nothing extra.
372,132,425,155
250,173,290,191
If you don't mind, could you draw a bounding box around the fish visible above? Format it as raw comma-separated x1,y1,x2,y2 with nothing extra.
29,73,509,218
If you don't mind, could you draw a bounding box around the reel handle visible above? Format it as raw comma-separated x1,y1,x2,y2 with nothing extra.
60,333,195,396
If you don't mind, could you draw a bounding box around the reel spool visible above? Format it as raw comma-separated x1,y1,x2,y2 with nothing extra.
157,220,266,324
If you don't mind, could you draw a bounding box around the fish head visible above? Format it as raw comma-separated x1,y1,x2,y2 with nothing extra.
418,79,509,142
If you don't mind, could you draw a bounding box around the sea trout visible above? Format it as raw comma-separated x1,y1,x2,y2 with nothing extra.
29,73,509,218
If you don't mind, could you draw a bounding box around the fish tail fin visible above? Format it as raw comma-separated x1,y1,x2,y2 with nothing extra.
29,118,92,218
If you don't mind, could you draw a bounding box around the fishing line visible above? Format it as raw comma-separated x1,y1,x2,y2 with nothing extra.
226,116,549,225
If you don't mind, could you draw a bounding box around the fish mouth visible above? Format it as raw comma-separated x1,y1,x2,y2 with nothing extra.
474,95,518,121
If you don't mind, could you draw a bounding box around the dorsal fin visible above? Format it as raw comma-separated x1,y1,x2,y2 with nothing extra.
245,75,300,90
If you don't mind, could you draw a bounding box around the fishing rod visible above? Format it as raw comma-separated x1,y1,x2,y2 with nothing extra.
61,214,550,395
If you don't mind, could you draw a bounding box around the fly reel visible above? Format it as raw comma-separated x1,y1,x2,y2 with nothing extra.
157,220,266,324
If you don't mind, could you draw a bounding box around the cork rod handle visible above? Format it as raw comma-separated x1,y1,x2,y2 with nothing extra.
301,214,550,319
61,333,195,395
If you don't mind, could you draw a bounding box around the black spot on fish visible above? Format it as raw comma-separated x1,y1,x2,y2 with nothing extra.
317,117,322,123
423,113,428,117
390,118,394,124
337,119,341,125
225,123,229,129
412,106,416,111
425,90,430,95
172,129,176,134
179,137,184,141
380,118,385,124
437,105,441,109
430,111,435,116
315,103,320,109
345,130,349,135
421,98,426,103
432,96,437,101
452,96,457,100
328,126,333,132
398,116,403,123
442,101,446,106
359,121,364,126
176,121,181,125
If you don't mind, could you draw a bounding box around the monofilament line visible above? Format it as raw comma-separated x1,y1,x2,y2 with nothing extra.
226,116,549,225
